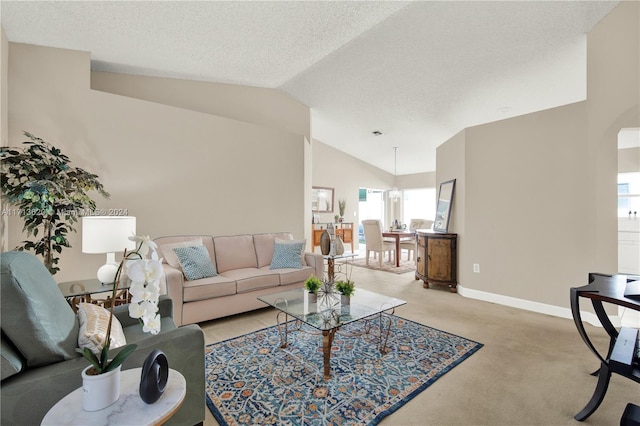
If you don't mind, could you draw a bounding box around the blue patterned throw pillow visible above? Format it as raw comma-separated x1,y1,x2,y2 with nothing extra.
173,246,217,281
270,239,305,269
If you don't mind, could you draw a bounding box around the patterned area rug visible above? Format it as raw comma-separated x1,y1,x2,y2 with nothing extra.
350,257,416,274
205,315,483,425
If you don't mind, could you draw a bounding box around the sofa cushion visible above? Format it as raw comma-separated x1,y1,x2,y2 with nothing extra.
270,239,305,269
220,268,280,293
0,251,79,367
77,303,126,355
183,275,237,302
157,237,203,268
214,235,258,273
1,333,24,381
274,265,317,286
254,232,294,268
174,246,218,280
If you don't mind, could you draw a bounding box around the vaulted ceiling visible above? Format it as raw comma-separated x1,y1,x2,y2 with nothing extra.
1,1,619,175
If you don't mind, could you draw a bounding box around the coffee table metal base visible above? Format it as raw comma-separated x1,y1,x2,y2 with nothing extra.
276,310,396,380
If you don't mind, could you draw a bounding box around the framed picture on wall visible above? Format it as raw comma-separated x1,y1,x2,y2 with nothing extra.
312,186,334,213
433,179,456,232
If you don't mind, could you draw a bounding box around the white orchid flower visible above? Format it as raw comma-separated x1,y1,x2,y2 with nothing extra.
128,301,146,319
128,235,158,257
120,235,163,336
126,258,163,284
142,313,161,335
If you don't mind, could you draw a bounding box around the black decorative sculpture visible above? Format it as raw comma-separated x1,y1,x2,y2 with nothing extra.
139,349,169,404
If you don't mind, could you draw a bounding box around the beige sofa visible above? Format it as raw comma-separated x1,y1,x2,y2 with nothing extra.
154,233,323,326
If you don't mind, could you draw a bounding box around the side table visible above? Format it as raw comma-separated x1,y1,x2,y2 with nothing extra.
324,253,356,282
58,278,131,312
570,273,639,421
41,368,186,425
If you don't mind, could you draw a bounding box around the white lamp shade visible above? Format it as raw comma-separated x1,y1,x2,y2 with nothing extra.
82,216,137,254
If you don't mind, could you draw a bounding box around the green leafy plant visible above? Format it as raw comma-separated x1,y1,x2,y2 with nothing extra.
0,132,109,274
335,279,355,297
304,275,322,294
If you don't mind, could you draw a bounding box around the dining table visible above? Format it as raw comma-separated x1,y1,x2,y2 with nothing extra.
382,231,415,267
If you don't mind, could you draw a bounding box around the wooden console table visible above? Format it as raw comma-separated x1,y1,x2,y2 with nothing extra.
414,230,458,292
312,222,354,253
570,273,639,421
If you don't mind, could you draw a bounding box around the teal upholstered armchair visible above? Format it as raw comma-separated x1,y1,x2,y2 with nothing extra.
0,251,205,426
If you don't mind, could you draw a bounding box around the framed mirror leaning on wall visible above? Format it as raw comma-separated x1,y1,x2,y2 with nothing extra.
312,186,334,213
434,179,456,232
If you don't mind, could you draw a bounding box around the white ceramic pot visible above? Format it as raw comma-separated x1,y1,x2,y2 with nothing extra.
81,364,121,411
308,292,318,303
341,294,350,305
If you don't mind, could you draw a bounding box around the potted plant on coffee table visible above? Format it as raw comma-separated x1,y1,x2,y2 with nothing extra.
335,279,355,305
304,275,322,303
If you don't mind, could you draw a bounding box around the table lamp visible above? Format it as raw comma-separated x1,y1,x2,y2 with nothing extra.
82,216,136,284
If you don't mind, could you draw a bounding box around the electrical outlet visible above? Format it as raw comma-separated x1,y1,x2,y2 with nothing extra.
473,264,480,273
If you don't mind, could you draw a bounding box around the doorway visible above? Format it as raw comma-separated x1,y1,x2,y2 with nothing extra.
358,188,385,244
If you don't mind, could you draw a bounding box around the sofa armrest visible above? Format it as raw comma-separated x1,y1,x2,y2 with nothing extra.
162,264,185,326
0,322,205,426
121,324,205,426
305,252,324,278
113,296,173,328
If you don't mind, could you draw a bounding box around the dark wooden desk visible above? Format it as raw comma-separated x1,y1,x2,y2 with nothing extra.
382,231,415,267
570,273,640,421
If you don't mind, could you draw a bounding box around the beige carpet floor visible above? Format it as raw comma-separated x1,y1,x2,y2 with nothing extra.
199,266,638,426
351,256,416,274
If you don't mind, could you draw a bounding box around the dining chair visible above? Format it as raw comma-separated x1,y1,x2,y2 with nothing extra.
399,218,434,262
362,219,396,267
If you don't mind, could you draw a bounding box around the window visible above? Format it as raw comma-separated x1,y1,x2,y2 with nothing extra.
403,188,436,225
618,172,640,217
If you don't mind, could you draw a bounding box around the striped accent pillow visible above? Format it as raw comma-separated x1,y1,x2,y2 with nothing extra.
77,303,126,355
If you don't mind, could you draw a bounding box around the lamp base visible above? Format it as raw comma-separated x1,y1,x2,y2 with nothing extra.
97,263,118,285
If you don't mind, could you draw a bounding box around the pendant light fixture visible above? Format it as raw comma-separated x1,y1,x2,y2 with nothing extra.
389,147,401,202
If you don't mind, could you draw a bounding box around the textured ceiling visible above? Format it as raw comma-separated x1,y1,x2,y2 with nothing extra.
1,1,619,175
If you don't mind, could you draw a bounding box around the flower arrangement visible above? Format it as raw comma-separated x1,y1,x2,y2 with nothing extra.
335,279,355,297
77,235,163,374
304,275,322,294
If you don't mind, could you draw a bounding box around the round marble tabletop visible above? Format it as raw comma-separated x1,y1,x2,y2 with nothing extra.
41,368,186,425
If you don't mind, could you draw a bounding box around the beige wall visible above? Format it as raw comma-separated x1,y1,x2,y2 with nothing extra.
6,42,309,283
619,147,640,173
311,139,391,250
436,1,639,315
91,72,310,140
1,28,8,251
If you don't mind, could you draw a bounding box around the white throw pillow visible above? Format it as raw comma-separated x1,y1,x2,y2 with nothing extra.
77,303,126,355
160,238,203,268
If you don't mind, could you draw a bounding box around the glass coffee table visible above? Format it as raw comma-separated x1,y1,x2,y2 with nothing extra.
258,287,406,380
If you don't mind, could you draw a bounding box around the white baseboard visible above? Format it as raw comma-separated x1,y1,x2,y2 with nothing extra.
456,284,621,328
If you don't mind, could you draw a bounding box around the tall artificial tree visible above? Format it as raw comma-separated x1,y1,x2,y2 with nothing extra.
0,132,109,274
